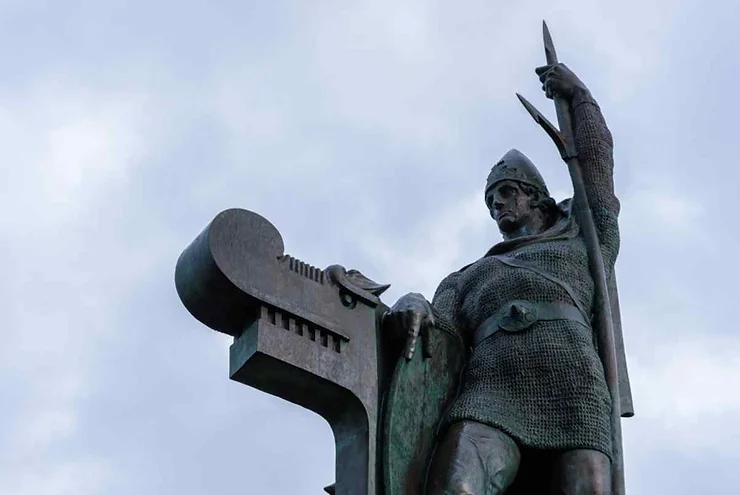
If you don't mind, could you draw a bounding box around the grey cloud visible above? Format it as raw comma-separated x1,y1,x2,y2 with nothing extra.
3,0,740,493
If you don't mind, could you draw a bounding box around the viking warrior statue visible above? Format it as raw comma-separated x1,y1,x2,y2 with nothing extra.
383,62,627,494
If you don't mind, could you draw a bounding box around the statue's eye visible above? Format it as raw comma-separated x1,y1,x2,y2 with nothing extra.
499,185,516,198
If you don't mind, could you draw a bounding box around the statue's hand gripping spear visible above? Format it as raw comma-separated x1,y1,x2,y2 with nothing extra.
516,21,626,495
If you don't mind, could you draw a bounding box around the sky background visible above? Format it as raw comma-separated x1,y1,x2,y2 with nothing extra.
2,0,740,493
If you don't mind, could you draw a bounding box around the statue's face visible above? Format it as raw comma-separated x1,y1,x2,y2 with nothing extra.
485,180,535,234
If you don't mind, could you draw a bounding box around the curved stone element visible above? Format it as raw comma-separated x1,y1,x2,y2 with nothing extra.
175,208,386,495
175,208,285,336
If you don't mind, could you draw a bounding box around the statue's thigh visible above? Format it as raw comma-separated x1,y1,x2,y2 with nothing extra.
551,449,611,495
426,421,520,495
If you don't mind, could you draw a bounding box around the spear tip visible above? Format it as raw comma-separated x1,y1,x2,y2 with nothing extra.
542,20,558,64
542,20,552,42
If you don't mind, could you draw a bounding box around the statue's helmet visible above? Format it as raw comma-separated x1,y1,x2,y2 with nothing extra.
485,149,549,202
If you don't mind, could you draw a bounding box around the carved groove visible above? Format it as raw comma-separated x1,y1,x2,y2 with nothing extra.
281,255,325,284
260,305,346,353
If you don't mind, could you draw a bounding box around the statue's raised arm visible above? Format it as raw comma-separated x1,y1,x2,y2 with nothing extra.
537,62,621,267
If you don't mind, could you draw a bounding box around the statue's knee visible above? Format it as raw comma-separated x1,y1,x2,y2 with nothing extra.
577,472,610,495
554,449,611,495
447,480,476,495
442,470,515,495
482,469,517,494
582,456,611,495
478,430,520,492
427,422,519,495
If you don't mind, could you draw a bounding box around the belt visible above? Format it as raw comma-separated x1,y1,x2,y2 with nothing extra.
472,300,590,347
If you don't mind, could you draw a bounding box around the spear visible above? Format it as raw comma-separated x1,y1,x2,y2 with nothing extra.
516,22,625,495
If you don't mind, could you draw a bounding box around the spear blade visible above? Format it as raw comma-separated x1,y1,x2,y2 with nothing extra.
516,92,541,122
515,93,568,159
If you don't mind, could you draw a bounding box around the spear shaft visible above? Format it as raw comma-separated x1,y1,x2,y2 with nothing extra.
535,22,625,495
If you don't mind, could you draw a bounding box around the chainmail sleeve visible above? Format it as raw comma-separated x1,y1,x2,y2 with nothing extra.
572,90,621,268
431,271,468,346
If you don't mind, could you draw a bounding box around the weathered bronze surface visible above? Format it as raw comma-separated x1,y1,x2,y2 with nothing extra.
174,22,632,495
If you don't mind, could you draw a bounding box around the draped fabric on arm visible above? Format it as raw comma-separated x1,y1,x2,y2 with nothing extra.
571,90,620,268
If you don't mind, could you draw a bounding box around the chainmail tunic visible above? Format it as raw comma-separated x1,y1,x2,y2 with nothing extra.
432,91,620,459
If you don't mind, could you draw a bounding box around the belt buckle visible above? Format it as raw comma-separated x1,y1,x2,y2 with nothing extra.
499,301,537,333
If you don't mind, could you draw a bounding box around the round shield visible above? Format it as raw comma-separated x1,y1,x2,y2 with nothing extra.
382,326,467,495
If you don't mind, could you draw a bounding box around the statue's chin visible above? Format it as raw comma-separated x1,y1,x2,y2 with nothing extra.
497,218,518,234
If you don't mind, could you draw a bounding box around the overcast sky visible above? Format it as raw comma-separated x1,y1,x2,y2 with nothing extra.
2,0,740,494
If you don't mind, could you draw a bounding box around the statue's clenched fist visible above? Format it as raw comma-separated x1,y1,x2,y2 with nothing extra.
536,63,589,101
383,292,435,360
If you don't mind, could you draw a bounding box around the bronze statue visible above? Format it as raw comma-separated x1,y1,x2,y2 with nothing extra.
175,22,632,495
383,26,631,495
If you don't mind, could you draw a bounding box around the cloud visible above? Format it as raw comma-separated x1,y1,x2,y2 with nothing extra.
621,185,705,237
359,189,493,301
3,0,740,494
629,332,740,445
661,349,740,426
3,459,113,495
0,79,148,231
0,79,152,495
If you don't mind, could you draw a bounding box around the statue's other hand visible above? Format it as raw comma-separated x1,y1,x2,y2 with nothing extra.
383,292,435,360
535,63,589,101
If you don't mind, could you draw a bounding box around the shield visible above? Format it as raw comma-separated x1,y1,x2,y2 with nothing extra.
382,325,467,495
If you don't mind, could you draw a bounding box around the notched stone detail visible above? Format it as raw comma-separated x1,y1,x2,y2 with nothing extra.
280,255,325,284
260,305,347,353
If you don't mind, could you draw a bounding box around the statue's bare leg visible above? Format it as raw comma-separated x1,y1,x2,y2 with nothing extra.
426,421,520,495
550,449,611,495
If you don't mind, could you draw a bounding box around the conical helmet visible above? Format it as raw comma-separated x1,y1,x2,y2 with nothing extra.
485,149,549,198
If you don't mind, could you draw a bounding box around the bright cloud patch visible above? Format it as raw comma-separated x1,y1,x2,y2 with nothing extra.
630,334,740,447
362,189,493,301
0,81,147,230
0,80,151,495
620,185,703,238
